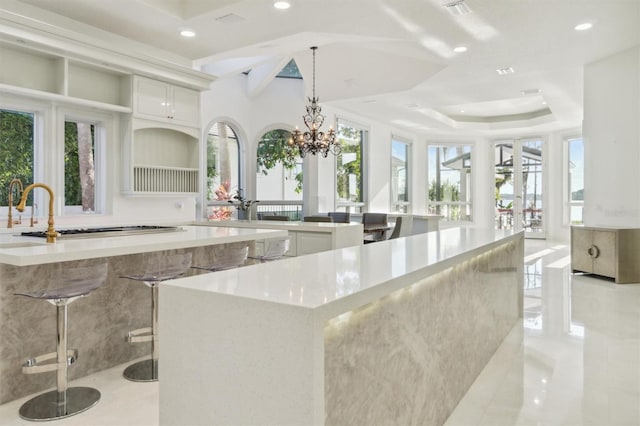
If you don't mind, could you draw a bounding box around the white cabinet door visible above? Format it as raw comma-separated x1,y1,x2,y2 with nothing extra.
170,86,200,127
133,76,199,127
135,77,170,120
592,230,616,278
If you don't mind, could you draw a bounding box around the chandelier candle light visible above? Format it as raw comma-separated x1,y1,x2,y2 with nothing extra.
288,46,341,158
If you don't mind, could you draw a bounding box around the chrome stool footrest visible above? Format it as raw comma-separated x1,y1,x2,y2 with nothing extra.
22,349,79,374
126,327,153,343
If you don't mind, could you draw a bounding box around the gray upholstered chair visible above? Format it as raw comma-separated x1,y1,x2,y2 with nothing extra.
304,216,332,222
328,212,350,223
362,213,389,243
389,215,414,239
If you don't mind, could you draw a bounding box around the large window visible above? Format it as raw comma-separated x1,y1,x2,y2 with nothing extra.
566,137,584,225
256,128,303,220
427,144,472,222
336,119,366,212
391,137,410,213
206,122,241,220
0,108,35,217
256,129,301,200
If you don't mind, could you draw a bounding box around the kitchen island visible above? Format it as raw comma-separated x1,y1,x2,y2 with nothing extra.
0,225,287,404
192,219,364,256
159,228,524,425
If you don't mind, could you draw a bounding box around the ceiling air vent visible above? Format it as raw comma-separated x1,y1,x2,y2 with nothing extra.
521,88,541,95
215,13,246,24
443,1,472,15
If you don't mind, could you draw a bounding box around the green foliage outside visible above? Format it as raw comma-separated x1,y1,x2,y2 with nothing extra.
64,121,94,207
336,125,362,202
1,109,95,209
0,109,34,206
428,180,463,220
256,129,302,193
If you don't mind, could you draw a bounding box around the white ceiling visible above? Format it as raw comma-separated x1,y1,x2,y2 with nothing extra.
11,0,640,137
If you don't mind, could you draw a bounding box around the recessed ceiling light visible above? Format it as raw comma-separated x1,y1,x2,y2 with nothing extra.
574,22,593,31
443,1,472,15
542,101,547,105
273,1,291,9
453,46,468,53
496,67,515,75
180,29,196,37
460,109,465,113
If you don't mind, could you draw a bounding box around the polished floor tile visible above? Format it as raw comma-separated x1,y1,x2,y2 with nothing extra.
445,240,640,426
1,240,638,426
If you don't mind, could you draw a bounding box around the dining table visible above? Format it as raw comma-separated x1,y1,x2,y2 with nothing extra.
363,224,392,242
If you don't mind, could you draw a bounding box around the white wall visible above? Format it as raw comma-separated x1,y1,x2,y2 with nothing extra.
583,46,640,227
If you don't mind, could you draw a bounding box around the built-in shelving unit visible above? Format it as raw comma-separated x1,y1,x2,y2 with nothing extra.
121,75,201,196
1,40,204,197
0,42,132,112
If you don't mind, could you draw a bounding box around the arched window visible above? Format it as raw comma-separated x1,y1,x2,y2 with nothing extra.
206,122,241,220
256,129,303,220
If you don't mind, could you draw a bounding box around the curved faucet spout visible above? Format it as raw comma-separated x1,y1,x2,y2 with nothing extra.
7,178,24,228
17,183,58,243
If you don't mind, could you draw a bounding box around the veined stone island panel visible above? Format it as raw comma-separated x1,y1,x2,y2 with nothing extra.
0,241,253,404
324,239,523,426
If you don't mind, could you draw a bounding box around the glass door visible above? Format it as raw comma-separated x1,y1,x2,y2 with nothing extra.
494,139,545,238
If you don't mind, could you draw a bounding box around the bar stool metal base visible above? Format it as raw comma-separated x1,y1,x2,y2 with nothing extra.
123,359,158,382
18,387,100,421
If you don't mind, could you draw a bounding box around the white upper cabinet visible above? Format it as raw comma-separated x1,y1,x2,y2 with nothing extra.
133,76,200,128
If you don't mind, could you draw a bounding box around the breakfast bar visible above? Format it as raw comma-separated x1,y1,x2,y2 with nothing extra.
159,228,524,425
0,226,287,404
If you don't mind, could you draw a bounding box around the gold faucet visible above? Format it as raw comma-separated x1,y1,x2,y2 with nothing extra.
7,178,23,228
16,183,59,243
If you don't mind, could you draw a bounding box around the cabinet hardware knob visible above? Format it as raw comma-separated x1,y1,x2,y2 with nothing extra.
587,245,600,259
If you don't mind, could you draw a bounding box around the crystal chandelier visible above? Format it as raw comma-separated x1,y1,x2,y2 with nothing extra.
288,46,341,158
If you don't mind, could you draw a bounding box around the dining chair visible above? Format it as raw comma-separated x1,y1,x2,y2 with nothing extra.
304,216,332,222
388,215,414,239
362,213,389,243
328,212,350,223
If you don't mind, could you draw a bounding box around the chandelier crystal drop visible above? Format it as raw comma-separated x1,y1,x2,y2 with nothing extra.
288,46,341,158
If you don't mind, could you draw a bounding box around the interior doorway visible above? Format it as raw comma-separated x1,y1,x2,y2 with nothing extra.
494,139,545,238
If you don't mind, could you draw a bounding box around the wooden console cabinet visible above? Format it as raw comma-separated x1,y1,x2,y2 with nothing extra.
571,226,640,283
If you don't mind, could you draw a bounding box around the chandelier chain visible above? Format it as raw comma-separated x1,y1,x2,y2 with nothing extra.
311,46,317,100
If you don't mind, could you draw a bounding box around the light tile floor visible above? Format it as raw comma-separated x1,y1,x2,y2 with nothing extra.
0,240,638,426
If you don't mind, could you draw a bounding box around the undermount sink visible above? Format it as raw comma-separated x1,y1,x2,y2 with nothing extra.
20,225,183,239
0,241,46,249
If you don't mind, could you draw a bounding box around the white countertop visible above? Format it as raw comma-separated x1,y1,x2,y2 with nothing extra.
192,219,363,233
0,225,287,266
165,228,521,320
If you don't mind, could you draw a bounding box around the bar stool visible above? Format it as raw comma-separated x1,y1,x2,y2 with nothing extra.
15,263,109,421
120,252,192,382
191,243,249,272
249,237,290,262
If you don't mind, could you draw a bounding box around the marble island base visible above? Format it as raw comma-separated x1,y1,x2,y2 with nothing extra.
159,229,524,425
0,241,255,404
